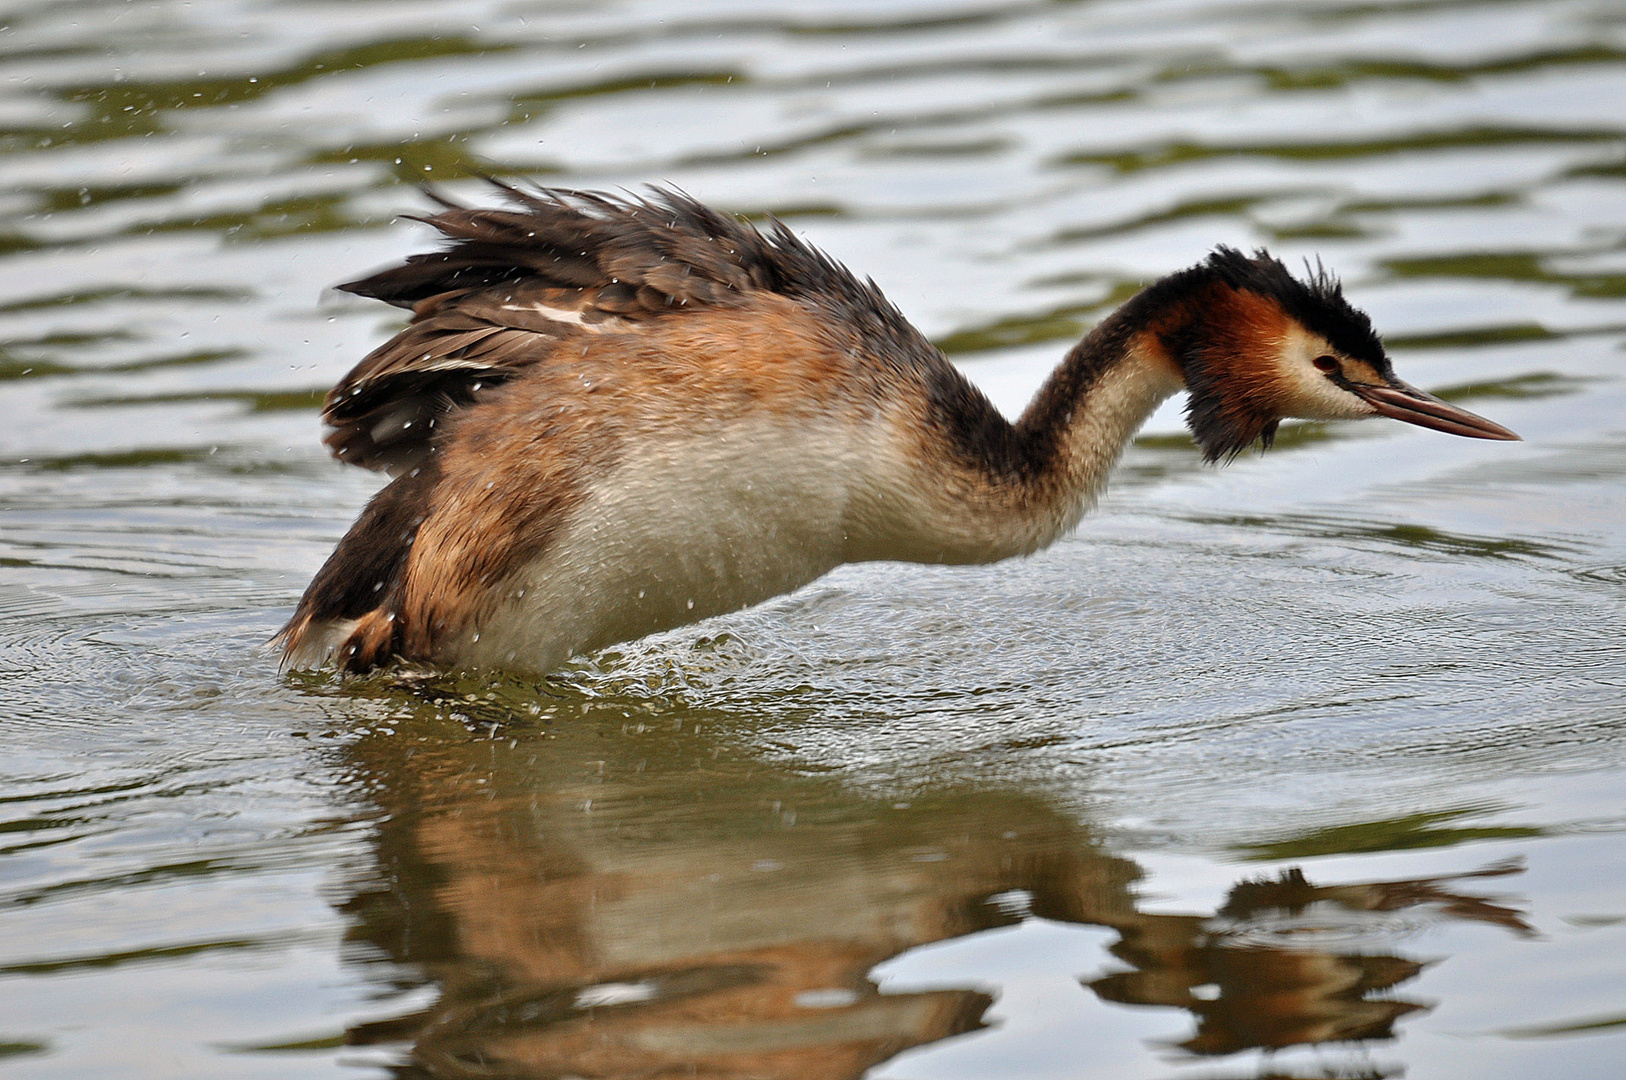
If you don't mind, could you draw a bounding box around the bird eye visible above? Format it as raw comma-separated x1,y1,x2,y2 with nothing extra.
1312,355,1340,374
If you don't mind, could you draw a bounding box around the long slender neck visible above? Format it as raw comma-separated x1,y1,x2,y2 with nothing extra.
1002,277,1208,533
881,271,1212,566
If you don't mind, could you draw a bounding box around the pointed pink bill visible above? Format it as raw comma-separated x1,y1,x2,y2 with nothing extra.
1351,381,1521,441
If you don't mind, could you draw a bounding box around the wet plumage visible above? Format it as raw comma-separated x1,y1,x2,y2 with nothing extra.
277,182,1517,675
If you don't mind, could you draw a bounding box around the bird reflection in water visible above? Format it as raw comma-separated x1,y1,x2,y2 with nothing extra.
327,692,1531,1079
1090,861,1530,1063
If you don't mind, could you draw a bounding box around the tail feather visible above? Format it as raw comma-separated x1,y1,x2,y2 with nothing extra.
275,459,440,673
333,609,403,673
274,609,403,675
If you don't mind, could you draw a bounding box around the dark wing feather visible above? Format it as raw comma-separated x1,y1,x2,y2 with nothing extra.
321,181,941,472
320,284,587,473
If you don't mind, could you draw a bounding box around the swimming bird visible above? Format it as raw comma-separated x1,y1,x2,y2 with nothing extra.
277,182,1518,674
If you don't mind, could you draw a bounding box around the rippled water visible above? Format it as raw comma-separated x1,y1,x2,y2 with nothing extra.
2,1,1625,1077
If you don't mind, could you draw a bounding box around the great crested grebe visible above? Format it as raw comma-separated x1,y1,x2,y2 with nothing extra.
277,182,1518,674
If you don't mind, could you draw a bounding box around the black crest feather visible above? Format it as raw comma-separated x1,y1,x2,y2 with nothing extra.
1175,247,1392,462
1203,246,1390,372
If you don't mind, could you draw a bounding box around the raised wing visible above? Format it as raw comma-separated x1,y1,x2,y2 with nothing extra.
324,183,769,471
320,181,939,472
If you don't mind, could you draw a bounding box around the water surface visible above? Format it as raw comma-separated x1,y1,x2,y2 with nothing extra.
2,1,1625,1077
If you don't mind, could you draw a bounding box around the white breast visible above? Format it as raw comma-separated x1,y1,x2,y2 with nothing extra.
461,415,878,671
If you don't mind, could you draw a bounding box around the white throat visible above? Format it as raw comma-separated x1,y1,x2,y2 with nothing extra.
851,342,1186,568
1046,340,1185,528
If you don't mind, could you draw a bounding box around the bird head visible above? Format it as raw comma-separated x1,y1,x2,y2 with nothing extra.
1172,248,1519,462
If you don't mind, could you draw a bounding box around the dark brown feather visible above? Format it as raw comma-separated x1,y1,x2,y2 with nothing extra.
319,182,945,473
273,456,442,665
